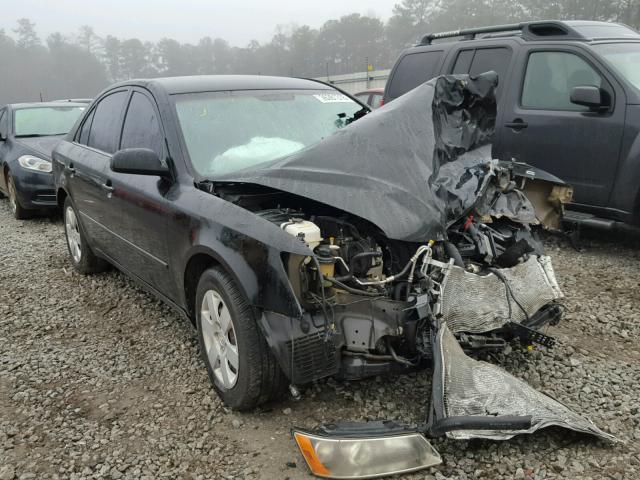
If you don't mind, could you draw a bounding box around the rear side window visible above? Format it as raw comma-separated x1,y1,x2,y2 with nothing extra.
451,47,512,96
387,51,443,99
120,92,164,159
77,109,95,145
0,109,7,138
521,51,603,111
87,91,128,154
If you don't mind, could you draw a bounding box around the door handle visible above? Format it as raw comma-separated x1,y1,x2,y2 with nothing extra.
101,181,115,194
505,119,528,130
65,164,76,174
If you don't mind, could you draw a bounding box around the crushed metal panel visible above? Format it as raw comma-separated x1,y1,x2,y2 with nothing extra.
432,322,614,441
439,255,563,333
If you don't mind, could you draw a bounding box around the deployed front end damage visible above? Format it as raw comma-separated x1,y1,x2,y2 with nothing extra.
204,72,606,477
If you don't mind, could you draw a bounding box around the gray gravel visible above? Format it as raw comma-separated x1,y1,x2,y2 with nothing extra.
1,197,639,480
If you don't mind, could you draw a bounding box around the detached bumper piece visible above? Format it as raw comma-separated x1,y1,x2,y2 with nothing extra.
439,255,563,333
293,421,441,479
429,322,614,442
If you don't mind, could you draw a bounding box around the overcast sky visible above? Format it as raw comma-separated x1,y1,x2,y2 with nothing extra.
1,0,396,45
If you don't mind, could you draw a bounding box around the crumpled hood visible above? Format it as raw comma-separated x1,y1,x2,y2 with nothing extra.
14,136,63,159
215,72,498,242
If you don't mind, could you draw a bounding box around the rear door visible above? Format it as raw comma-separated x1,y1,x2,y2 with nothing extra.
101,88,173,295
497,46,625,206
67,89,129,252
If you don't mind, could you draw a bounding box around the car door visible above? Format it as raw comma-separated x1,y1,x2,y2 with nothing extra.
67,89,129,254
100,89,172,294
497,47,625,207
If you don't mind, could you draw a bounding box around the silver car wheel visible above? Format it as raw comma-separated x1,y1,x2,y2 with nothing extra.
200,289,239,389
65,206,82,263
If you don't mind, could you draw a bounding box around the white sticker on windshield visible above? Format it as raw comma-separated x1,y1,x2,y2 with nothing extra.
313,93,352,103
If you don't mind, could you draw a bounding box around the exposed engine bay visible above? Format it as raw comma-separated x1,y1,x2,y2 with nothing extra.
235,159,567,381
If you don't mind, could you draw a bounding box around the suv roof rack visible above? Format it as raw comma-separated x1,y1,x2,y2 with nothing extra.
418,21,587,45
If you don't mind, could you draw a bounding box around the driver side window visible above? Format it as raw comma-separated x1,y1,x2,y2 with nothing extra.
521,51,603,111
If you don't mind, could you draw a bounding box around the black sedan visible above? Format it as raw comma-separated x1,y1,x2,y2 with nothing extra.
0,102,86,218
52,74,568,413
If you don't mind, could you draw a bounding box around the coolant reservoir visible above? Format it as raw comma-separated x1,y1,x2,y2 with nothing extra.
281,220,322,250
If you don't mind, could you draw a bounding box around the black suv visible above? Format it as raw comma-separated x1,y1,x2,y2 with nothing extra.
384,20,640,230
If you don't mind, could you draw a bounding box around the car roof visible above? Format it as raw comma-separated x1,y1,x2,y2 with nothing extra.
6,101,87,109
112,75,334,95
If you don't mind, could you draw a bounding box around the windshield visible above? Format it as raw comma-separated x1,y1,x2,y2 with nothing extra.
593,43,640,91
173,89,364,176
14,106,85,137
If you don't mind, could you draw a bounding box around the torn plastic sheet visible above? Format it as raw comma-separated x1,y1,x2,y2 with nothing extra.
430,322,615,442
438,255,563,333
214,72,503,242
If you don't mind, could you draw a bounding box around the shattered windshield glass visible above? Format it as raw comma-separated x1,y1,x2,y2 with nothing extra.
173,89,364,176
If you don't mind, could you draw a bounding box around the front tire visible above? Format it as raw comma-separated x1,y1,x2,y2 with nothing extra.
196,267,286,410
7,174,31,220
63,196,108,274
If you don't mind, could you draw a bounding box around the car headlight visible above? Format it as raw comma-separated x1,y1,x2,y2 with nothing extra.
18,155,52,173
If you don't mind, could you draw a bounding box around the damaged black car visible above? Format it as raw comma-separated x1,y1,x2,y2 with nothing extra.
53,73,610,478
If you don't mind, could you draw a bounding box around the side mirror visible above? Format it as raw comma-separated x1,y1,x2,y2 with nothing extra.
570,86,607,110
110,148,169,176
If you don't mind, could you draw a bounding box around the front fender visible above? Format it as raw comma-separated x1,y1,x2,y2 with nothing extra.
174,186,312,318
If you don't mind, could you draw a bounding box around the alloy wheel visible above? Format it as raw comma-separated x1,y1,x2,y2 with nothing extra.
200,289,239,389
65,206,82,263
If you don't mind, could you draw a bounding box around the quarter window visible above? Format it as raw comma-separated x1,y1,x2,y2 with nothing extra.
387,51,443,99
120,92,164,159
521,51,603,111
87,91,128,153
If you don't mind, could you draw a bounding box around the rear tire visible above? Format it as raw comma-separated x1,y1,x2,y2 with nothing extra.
196,267,287,410
63,196,109,274
7,174,31,220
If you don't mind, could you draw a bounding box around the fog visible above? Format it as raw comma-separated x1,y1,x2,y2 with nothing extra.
1,0,638,105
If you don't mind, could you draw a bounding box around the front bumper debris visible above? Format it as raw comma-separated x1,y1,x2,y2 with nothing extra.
428,322,614,441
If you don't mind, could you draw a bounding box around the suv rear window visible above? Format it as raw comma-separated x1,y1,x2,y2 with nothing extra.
387,51,443,99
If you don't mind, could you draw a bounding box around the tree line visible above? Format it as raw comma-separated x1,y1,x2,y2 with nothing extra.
1,0,639,105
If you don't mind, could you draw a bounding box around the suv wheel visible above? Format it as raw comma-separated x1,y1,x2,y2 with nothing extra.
196,267,286,410
63,196,108,274
7,174,31,220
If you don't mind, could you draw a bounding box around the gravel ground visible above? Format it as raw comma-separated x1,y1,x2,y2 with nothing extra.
1,197,639,480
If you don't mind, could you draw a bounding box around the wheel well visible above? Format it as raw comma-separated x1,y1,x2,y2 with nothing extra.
56,188,68,209
184,253,220,323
